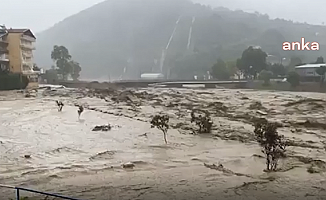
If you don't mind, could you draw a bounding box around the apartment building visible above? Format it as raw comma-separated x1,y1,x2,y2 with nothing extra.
6,28,38,88
0,27,9,72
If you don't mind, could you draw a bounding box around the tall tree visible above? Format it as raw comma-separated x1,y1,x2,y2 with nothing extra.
315,56,324,64
211,59,230,80
51,45,72,80
237,46,267,79
315,65,326,87
226,60,241,79
269,63,286,77
287,56,302,71
70,61,82,81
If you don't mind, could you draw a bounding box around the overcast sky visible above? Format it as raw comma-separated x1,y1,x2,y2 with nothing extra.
195,0,326,25
1,0,324,33
0,0,105,33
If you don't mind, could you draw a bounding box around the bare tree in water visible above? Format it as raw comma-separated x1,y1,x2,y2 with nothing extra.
151,115,169,144
254,122,287,171
191,110,213,134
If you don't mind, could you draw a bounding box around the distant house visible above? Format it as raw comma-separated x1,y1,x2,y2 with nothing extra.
295,64,326,81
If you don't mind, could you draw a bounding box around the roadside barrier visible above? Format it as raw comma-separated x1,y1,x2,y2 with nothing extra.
0,184,84,200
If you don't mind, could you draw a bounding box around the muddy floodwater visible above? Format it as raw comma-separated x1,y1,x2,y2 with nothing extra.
0,87,326,200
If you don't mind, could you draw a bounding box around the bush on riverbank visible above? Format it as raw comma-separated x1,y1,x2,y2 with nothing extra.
0,73,29,90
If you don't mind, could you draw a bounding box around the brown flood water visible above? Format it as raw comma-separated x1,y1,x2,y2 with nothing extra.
0,87,326,199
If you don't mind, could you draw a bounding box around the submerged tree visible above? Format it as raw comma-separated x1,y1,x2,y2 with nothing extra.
191,110,213,134
151,115,169,144
69,60,82,81
254,122,286,171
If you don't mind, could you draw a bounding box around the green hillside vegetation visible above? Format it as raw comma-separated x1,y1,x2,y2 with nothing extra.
34,0,326,79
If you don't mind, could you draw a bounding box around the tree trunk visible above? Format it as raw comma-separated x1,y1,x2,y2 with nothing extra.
163,131,168,144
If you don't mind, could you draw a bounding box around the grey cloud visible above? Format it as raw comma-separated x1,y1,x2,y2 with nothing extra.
0,0,324,33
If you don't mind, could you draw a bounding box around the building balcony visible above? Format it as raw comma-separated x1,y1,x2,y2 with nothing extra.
22,51,33,58
0,37,8,44
0,53,9,62
21,35,36,42
0,47,8,53
22,59,33,66
20,42,36,50
22,63,33,74
0,40,8,48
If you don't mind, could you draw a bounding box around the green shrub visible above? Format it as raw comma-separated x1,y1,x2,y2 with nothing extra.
0,73,29,90
287,71,300,87
259,70,273,86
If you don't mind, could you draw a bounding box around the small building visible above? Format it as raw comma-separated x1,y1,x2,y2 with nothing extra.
295,63,326,82
140,73,164,80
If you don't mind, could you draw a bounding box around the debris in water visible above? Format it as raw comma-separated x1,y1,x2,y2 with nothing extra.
256,110,267,115
240,96,249,100
92,124,112,132
205,102,228,113
295,119,326,130
139,133,148,137
204,163,251,177
122,162,135,169
283,98,325,107
248,101,266,110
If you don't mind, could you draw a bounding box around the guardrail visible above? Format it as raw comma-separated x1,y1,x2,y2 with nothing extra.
0,184,83,200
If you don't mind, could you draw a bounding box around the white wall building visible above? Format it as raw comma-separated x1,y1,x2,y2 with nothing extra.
295,63,326,81
295,64,325,77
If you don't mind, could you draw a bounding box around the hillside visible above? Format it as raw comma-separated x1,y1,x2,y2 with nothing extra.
34,0,326,79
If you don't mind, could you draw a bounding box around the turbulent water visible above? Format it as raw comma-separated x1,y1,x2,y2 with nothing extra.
0,87,326,199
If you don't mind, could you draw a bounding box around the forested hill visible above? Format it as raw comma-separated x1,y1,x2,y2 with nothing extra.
34,0,326,79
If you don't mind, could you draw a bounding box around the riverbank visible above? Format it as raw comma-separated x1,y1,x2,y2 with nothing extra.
247,81,326,93
57,80,326,93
